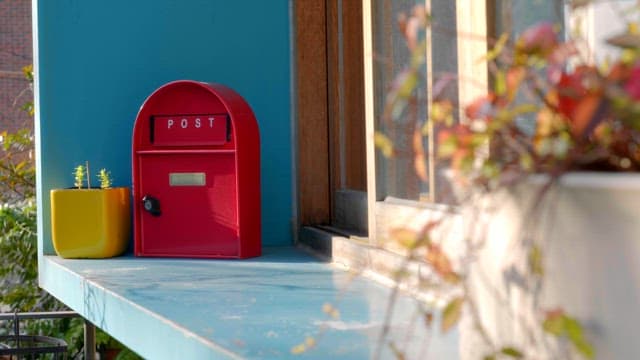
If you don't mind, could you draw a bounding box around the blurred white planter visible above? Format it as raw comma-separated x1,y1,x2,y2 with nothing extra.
462,172,640,359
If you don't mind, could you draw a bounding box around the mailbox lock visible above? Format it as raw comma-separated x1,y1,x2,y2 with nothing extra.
142,195,161,217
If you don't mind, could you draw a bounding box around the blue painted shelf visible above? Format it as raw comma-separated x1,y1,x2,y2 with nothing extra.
39,247,458,359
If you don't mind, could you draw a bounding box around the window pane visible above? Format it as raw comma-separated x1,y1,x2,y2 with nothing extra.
372,0,458,202
493,1,564,135
372,1,566,203
372,0,424,201
495,0,563,37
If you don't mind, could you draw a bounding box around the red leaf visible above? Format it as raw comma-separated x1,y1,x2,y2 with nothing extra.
506,67,526,101
516,22,558,57
624,64,640,101
464,94,494,120
556,70,587,120
413,129,428,182
426,243,459,283
570,95,601,138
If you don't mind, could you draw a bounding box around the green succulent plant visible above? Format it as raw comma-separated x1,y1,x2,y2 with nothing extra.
98,168,112,189
74,162,113,189
73,164,86,189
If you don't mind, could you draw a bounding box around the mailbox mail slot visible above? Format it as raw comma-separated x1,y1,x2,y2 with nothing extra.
132,80,261,258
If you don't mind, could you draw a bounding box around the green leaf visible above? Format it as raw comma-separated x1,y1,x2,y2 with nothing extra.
374,132,395,158
495,70,507,97
573,338,595,359
529,245,544,276
543,312,595,359
458,153,475,174
565,316,583,340
410,40,427,68
384,69,419,121
397,70,419,98
391,97,409,121
441,297,464,333
437,136,458,158
519,153,534,172
501,347,524,358
471,133,488,147
481,160,499,179
542,313,564,336
510,103,539,117
389,228,419,249
421,119,431,136
486,33,509,62
22,64,33,81
565,317,595,359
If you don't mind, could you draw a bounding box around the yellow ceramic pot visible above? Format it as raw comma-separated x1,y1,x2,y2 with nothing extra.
50,187,131,258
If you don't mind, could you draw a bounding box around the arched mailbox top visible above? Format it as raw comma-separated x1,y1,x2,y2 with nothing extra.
133,80,259,151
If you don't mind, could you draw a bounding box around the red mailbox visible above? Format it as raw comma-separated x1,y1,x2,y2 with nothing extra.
132,80,260,258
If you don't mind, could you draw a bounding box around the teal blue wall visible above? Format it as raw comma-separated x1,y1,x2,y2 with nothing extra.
34,1,292,254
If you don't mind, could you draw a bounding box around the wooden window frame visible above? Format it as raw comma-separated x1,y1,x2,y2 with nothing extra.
294,0,366,232
295,0,490,245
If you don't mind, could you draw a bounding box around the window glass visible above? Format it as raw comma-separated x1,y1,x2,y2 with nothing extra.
372,1,565,203
495,0,563,37
372,0,439,202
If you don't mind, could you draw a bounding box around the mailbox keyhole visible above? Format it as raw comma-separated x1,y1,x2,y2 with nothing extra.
142,195,161,217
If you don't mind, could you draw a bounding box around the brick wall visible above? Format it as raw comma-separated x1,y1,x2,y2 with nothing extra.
0,0,32,133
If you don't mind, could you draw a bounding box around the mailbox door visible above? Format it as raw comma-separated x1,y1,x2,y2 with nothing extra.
137,152,239,257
